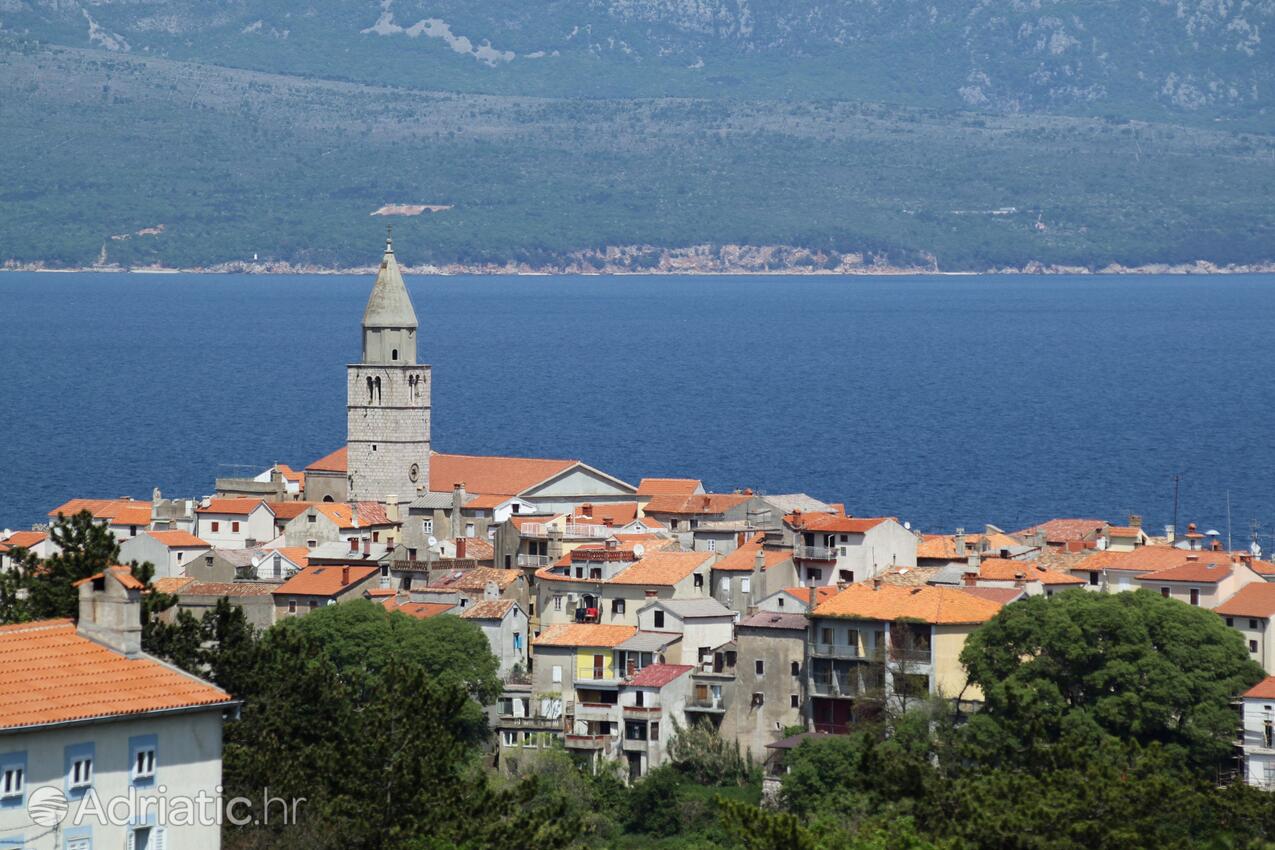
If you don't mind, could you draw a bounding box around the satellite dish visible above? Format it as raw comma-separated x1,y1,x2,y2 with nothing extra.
632,544,645,558
1205,529,1221,537
427,536,438,548
903,521,911,531
1251,541,1263,557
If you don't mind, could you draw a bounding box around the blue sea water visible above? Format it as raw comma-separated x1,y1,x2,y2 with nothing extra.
1,271,1273,543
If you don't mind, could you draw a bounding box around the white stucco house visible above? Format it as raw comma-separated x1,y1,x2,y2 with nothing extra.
0,567,235,850
635,598,737,667
459,599,529,679
194,499,276,549
784,510,918,587
1241,677,1275,789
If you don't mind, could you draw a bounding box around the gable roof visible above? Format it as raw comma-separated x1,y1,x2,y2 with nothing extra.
786,511,891,534
460,599,517,620
49,498,152,526
1016,518,1109,544
267,501,316,521
574,502,640,526
643,493,752,516
626,663,693,688
738,610,808,630
312,501,394,529
714,535,793,572
388,600,456,619
424,567,522,592
958,586,1026,605
637,478,704,497
0,530,48,550
917,531,1026,560
1136,557,1237,584
644,598,735,618
1215,583,1275,618
429,452,576,496
781,586,838,606
182,581,278,597
978,558,1085,585
1074,546,1234,576
147,530,209,549
73,565,145,591
533,623,637,648
305,446,348,473
813,583,1003,625
0,619,233,730
274,565,379,597
609,551,713,586
152,576,197,594
1244,676,1275,700
196,498,268,516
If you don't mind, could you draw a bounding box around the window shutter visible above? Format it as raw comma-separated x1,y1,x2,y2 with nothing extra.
127,830,137,850
153,827,168,850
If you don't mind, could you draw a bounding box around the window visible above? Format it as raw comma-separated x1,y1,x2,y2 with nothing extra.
129,525,138,536
308,600,318,610
719,577,730,595
231,521,240,533
693,573,703,589
551,665,562,683
132,747,156,781
288,599,297,614
306,539,316,549
839,570,853,583
612,598,625,615
391,348,398,361
465,522,475,536
422,518,433,534
776,597,785,609
1251,619,1260,629
755,659,765,676
574,567,584,579
790,694,800,709
0,754,24,800
553,594,563,611
654,610,665,629
211,521,220,533
273,554,282,579
372,531,380,543
741,577,750,594
707,539,716,552
307,513,316,523
1089,571,1100,586
176,552,184,563
651,721,660,739
1162,587,1171,598
1190,588,1200,606
1265,719,1274,748
69,756,93,789
752,692,764,706
502,730,517,746
522,731,537,748
1227,617,1235,627
806,568,823,582
1251,640,1259,653
513,632,522,651
791,661,800,677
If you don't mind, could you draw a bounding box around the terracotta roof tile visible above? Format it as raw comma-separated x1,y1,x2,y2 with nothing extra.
958,587,1026,605
48,498,150,524
625,663,693,688
275,464,305,484
1106,526,1141,537
1015,518,1109,543
430,452,576,496
1071,546,1222,575
267,502,316,521
463,494,508,510
1,530,48,549
388,601,455,619
532,623,637,648
637,478,703,497
196,498,267,516
1244,676,1275,700
274,565,378,597
0,619,232,730
73,565,145,591
460,599,517,620
183,582,278,597
643,493,751,516
1136,557,1236,584
714,535,793,572
151,576,196,594
312,502,394,529
782,586,838,606
305,446,348,473
785,511,890,533
574,502,639,526
813,583,1003,625
978,558,1085,585
148,530,209,548
609,551,713,586
1216,583,1275,618
424,567,521,592
916,531,1024,560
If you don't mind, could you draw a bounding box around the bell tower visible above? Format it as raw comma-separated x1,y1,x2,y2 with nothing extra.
346,230,431,503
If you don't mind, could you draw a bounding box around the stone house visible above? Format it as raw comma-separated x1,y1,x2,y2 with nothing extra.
635,598,736,666
118,529,211,578
1134,555,1262,608
723,610,809,760
272,565,380,618
1240,677,1275,789
460,599,529,679
47,497,156,541
194,498,275,549
709,534,797,614
784,509,917,587
279,501,399,550
303,446,349,503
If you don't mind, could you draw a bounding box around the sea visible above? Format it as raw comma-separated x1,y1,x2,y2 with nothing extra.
2,271,1273,544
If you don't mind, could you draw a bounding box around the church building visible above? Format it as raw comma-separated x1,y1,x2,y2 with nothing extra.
346,234,431,504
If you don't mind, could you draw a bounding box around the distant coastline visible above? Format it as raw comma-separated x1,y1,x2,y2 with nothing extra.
4,244,1274,277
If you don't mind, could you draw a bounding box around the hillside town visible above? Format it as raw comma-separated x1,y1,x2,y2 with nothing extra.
3,239,1274,849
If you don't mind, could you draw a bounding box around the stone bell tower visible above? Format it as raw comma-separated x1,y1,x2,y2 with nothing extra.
347,232,431,503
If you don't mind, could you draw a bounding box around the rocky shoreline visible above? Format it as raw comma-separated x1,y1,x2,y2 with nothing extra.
5,244,1274,276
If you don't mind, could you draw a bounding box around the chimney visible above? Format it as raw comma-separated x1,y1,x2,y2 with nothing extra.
963,571,978,587
836,580,847,592
456,537,467,559
77,567,143,657
1164,524,1175,544
349,537,359,552
754,548,766,571
955,527,967,557
871,577,882,591
342,566,350,586
452,482,467,517
1210,538,1222,552
1013,571,1026,588
1128,514,1142,529
581,503,593,518
362,537,371,556
385,497,400,524
1186,553,1200,561
967,550,982,571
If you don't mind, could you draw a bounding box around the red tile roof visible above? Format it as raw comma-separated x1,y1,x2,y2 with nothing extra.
463,494,509,510
430,452,576,496
574,502,640,526
1136,558,1236,584
1071,546,1224,575
196,498,267,516
424,567,522,592
643,493,751,516
714,535,793,572
1105,526,1142,537
782,586,839,606
152,576,196,595
267,501,316,521
275,464,305,484
978,558,1084,585
73,565,144,591
148,530,209,548
269,546,311,569
1016,518,1109,544
637,478,703,497
626,663,693,688
533,623,637,648
0,619,233,730
305,446,348,473
183,582,278,597
1244,676,1275,700
916,531,1024,560
1,530,48,550
785,511,890,533
48,498,150,524
274,565,378,597
813,583,1003,625
609,551,714,586
388,601,455,619
958,587,1025,605
312,502,394,529
1215,583,1275,618
459,599,517,620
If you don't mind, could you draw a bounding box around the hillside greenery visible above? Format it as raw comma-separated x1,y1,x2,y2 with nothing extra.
2,41,1274,271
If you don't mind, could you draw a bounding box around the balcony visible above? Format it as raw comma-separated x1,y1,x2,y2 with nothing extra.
521,522,611,540
575,675,621,689
516,553,552,568
573,702,617,721
685,698,726,714
564,734,610,750
889,648,932,665
622,705,662,720
812,642,861,659
811,676,860,698
793,544,839,561
622,736,650,752
495,714,563,730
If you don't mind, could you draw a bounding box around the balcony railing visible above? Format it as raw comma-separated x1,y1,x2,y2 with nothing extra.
793,544,840,560
521,523,611,539
811,676,861,697
686,698,726,713
889,648,933,664
812,643,861,659
516,553,552,568
564,734,609,750
622,705,661,719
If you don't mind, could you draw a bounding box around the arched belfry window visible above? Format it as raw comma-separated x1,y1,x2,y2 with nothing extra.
374,376,382,403
391,348,399,361
366,376,374,403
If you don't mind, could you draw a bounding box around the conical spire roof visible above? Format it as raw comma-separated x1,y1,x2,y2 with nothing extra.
362,233,418,329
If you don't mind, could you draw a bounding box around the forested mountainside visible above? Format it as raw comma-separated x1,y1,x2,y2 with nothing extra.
1,0,1272,270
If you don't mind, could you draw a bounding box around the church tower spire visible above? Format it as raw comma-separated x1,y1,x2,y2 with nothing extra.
347,232,431,504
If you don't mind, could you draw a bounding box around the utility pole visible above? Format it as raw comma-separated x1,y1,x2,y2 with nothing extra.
1171,474,1181,539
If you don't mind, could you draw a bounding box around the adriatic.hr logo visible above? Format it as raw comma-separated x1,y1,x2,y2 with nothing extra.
24,785,305,827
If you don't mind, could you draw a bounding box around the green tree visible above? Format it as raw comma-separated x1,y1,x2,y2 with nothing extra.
19,510,119,619
959,589,1263,772
667,718,752,786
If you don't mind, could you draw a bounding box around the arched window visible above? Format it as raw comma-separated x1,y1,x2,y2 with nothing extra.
323,495,335,503
391,348,398,361
374,376,382,403
366,376,374,403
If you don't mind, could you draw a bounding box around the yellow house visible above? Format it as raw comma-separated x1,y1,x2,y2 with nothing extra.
807,583,1005,732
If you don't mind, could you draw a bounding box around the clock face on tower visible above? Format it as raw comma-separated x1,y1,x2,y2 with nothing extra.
409,463,420,482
